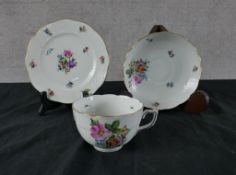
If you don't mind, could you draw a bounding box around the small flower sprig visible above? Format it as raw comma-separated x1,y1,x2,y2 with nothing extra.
126,58,150,87
57,50,77,74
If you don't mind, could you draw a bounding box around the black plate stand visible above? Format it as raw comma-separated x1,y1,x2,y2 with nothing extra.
38,91,89,116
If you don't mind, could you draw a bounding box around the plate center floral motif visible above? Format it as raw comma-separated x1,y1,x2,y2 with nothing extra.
90,119,129,149
126,58,149,87
57,50,77,74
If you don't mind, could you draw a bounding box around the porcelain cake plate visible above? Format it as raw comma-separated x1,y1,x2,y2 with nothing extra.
25,19,109,103
123,32,201,110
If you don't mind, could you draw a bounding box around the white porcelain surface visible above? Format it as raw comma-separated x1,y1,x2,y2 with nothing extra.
25,19,109,103
123,32,201,110
72,94,158,152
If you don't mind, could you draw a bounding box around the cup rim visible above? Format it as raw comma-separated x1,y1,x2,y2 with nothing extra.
72,94,144,117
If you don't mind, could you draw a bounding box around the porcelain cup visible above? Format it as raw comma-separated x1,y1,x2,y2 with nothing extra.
72,94,158,152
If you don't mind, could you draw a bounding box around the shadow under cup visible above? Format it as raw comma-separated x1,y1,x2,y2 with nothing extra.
72,94,158,152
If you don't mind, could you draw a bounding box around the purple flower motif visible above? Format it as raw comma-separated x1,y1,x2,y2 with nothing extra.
90,123,110,140
64,50,73,58
67,60,75,69
138,73,146,80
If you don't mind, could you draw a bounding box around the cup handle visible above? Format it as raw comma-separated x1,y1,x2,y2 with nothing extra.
138,109,158,131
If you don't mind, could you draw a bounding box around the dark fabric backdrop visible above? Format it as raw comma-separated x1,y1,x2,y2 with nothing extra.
0,81,236,175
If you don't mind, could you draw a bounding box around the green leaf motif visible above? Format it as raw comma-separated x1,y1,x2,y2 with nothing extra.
113,128,120,134
105,123,112,131
111,120,120,129
91,119,98,125
126,70,131,78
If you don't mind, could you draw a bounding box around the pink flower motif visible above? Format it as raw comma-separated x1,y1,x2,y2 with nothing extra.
47,89,54,96
99,56,105,64
90,123,110,140
131,74,142,85
29,60,36,68
63,50,73,58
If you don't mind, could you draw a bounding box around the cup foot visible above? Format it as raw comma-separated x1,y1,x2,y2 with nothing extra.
93,145,123,152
